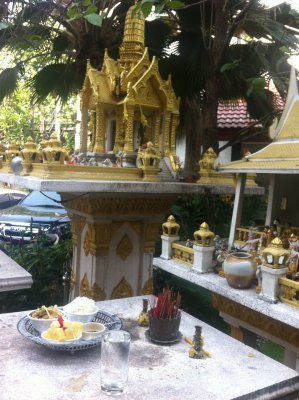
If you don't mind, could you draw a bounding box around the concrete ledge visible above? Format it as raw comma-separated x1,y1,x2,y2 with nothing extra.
0,250,32,292
153,257,299,331
0,172,264,195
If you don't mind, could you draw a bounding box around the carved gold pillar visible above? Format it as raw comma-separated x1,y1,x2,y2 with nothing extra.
153,114,161,150
80,99,88,153
93,105,105,153
113,113,124,153
170,114,179,155
163,112,171,156
84,223,111,256
123,106,135,154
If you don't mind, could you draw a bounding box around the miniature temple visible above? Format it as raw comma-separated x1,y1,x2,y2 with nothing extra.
80,5,180,173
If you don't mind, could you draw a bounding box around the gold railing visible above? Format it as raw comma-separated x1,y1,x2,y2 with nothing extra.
279,277,299,309
172,243,194,266
234,228,264,248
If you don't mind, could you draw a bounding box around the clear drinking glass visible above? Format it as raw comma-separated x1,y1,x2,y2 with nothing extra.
100,330,131,396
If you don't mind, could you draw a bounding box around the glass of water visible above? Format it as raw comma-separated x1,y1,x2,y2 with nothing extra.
100,330,131,396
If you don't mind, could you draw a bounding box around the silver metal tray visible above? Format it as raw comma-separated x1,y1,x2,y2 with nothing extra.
17,310,122,353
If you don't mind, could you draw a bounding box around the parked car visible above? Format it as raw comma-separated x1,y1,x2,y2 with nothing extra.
0,191,70,244
0,188,27,210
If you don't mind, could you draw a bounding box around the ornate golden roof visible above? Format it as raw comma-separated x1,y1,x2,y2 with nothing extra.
81,4,179,114
218,67,299,174
119,5,145,65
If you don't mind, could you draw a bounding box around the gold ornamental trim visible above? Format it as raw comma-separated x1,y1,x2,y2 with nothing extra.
79,272,106,300
111,277,133,299
65,196,173,217
142,277,153,295
116,234,133,260
212,293,299,347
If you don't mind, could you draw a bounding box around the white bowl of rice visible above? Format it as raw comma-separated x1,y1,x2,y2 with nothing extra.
63,296,99,323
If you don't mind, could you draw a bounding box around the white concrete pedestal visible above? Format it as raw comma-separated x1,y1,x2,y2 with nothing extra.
260,265,289,303
192,244,214,273
160,235,179,260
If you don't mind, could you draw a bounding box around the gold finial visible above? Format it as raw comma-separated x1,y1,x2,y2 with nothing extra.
5,140,20,162
119,5,145,66
42,133,68,164
162,215,180,237
21,136,40,163
262,237,290,269
194,222,215,247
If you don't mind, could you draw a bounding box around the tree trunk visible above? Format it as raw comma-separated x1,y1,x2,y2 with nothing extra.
183,97,202,174
202,0,230,155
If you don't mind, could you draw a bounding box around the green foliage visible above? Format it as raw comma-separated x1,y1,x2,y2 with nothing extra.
241,195,267,226
170,193,232,240
0,239,73,313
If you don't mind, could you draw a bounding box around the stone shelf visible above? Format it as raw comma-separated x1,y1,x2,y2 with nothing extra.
1,296,299,399
0,249,32,292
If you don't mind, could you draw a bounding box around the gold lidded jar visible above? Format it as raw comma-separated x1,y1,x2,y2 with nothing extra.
223,251,256,289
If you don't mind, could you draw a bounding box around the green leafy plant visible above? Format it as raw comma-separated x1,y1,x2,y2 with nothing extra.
0,239,73,313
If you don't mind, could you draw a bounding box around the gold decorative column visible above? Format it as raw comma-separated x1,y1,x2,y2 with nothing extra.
163,112,171,156
123,105,135,154
113,113,124,153
170,114,179,155
93,105,105,153
153,114,161,149
80,91,89,153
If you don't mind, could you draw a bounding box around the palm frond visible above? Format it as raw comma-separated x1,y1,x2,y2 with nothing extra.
28,63,84,104
0,63,24,103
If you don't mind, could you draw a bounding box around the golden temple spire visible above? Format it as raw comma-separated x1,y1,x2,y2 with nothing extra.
119,5,145,67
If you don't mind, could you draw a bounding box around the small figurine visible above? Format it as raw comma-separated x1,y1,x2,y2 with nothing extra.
188,325,206,359
138,298,149,327
288,235,299,276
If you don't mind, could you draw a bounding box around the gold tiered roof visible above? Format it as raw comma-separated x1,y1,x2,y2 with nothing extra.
218,68,299,174
81,5,179,118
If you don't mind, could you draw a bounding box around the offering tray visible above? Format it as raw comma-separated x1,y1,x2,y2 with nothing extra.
17,310,122,352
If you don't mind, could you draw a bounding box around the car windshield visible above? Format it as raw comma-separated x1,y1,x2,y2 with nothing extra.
21,191,64,208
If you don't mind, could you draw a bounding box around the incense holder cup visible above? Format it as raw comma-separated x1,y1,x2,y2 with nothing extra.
148,312,181,343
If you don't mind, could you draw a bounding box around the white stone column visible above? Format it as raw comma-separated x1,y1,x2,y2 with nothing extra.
192,244,214,273
160,235,179,260
229,173,246,248
260,265,288,303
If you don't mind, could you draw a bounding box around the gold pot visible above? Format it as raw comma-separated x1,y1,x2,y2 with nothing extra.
223,251,256,289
